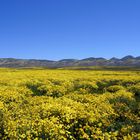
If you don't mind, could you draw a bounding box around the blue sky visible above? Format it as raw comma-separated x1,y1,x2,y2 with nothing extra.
0,0,140,60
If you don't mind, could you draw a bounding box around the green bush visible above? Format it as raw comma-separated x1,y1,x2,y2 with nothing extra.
107,85,124,93
129,85,140,97
74,80,98,94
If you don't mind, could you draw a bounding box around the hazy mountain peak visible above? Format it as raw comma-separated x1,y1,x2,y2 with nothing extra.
110,57,119,61
81,57,96,61
59,59,78,62
121,55,135,60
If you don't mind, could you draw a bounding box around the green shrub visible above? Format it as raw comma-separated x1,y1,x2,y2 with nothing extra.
74,80,98,94
107,85,124,93
129,85,140,97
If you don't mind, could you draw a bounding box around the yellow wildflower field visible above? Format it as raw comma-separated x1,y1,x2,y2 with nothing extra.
0,68,140,139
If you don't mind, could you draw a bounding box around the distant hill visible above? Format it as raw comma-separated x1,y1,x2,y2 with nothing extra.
0,55,140,68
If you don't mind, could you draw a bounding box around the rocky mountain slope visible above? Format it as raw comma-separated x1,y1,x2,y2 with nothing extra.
0,55,140,68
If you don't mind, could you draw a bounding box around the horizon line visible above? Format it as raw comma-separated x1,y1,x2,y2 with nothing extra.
0,55,139,61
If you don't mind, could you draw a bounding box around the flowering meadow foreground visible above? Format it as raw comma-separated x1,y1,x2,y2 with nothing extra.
0,68,140,139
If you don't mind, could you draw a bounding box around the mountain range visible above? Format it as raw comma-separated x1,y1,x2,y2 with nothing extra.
0,55,140,68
